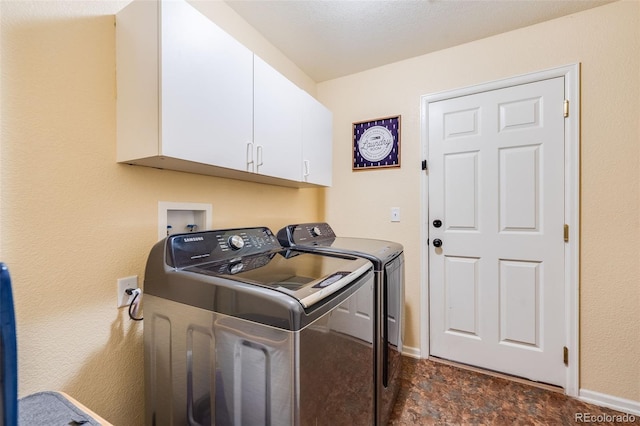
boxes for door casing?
[419,64,580,397]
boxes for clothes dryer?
[277,223,404,426]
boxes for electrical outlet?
[391,207,401,222]
[117,276,138,308]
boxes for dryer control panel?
[277,222,336,247]
[167,227,280,268]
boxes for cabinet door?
[253,56,303,181]
[301,92,333,186]
[160,0,253,171]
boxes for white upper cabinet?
[116,0,253,171]
[116,0,332,187]
[253,56,303,182]
[301,91,333,186]
[160,0,253,171]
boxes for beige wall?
[0,1,322,425]
[319,0,639,403]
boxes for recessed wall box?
[158,201,213,240]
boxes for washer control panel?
[167,227,280,268]
[277,222,336,247]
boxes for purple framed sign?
[352,115,401,170]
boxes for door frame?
[419,64,580,397]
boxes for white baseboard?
[401,345,422,359]
[578,389,640,417]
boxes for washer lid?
[186,250,372,308]
[314,237,402,261]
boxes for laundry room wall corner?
[0,2,325,426]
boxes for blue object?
[0,263,101,425]
[0,263,18,426]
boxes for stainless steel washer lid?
[187,250,372,308]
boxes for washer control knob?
[310,226,322,237]
[228,235,245,250]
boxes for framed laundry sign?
[352,115,401,170]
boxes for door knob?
[433,219,442,228]
[433,239,443,248]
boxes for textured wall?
[0,1,322,425]
[319,0,640,404]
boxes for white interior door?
[428,77,566,387]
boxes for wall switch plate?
[117,275,138,308]
[391,207,401,222]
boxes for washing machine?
[143,226,376,425]
[277,223,404,426]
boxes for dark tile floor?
[389,357,640,425]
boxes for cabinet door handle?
[246,142,254,172]
[303,160,310,179]
[256,145,264,172]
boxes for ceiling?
[225,0,613,82]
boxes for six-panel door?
[428,77,566,387]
